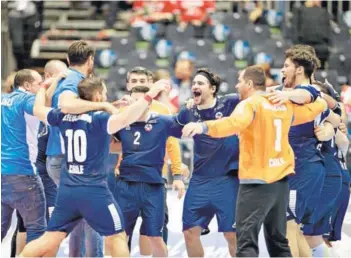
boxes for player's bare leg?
[286,220,299,257]
[148,236,167,257]
[19,231,66,257]
[183,226,203,257]
[139,235,152,256]
[297,229,312,257]
[15,232,26,255]
[223,232,237,257]
[105,231,130,257]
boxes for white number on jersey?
[274,119,282,152]
[133,131,141,145]
[65,129,87,163]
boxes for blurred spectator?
[2,72,16,93]
[8,0,43,69]
[246,1,266,24]
[177,0,215,29]
[260,63,279,87]
[292,0,331,69]
[130,0,178,26]
[153,69,178,113]
[170,57,195,111]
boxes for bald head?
[44,60,67,79]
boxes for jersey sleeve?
[47,108,64,126]
[225,93,241,110]
[205,99,254,138]
[165,116,183,139]
[60,80,79,96]
[174,107,190,126]
[95,111,112,135]
[23,94,35,115]
[295,85,321,103]
[291,98,328,126]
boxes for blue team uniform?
[46,109,124,236]
[36,123,58,215]
[175,95,240,232]
[1,89,46,242]
[302,132,343,235]
[328,150,351,241]
[113,113,182,237]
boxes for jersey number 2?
[274,119,282,152]
[65,129,87,162]
[133,131,141,145]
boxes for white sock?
[312,243,331,258]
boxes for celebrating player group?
[2,40,350,258]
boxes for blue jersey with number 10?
[47,108,112,186]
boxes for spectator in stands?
[177,0,215,29]
[292,0,331,69]
[260,63,279,88]
[170,53,195,111]
[130,0,178,26]
[153,69,177,113]
[2,72,17,93]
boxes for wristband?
[201,122,209,134]
[144,94,152,104]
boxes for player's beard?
[284,73,296,89]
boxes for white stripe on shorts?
[108,204,122,231]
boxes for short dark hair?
[195,68,221,96]
[77,77,105,101]
[243,65,266,91]
[285,48,320,79]
[126,66,149,82]
[14,69,35,88]
[130,86,150,94]
[67,40,95,66]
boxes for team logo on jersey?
[215,112,223,119]
[144,124,153,132]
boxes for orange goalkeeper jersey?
[205,93,327,184]
[115,100,182,176]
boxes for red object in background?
[177,0,215,24]
[133,0,178,14]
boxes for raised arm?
[182,100,254,138]
[33,87,53,124]
[335,129,349,156]
[58,90,107,114]
[292,98,327,126]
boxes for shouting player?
[182,65,328,257]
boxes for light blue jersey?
[1,89,38,175]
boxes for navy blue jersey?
[36,122,49,168]
[115,113,183,184]
[47,109,111,186]
[289,109,331,163]
[175,95,240,178]
[321,130,343,176]
[1,89,37,175]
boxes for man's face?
[87,55,95,75]
[175,60,193,81]
[26,71,43,94]
[281,58,297,88]
[127,73,149,91]
[235,70,250,100]
[94,84,107,102]
[192,74,215,105]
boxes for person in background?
[177,0,215,29]
[2,72,16,94]
[260,63,279,88]
[170,53,195,111]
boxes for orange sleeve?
[291,98,328,126]
[165,136,182,175]
[206,100,254,138]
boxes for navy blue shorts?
[113,179,164,237]
[287,161,325,224]
[328,176,350,241]
[302,162,342,236]
[47,185,124,236]
[182,175,239,232]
